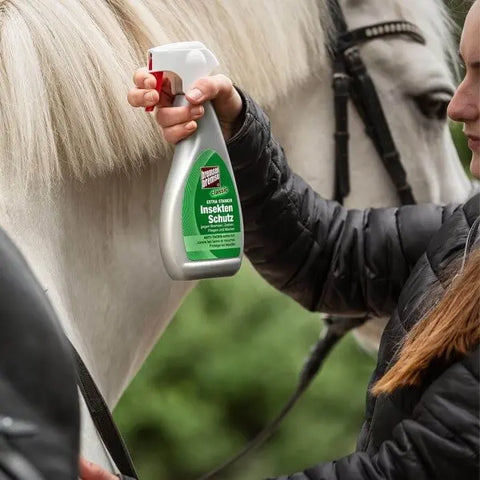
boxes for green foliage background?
[115,265,376,480]
[115,4,472,479]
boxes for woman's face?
[447,1,480,179]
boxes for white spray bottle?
[147,42,244,280]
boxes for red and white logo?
[201,166,221,189]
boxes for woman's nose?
[447,78,479,123]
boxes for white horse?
[0,0,469,474]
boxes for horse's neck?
[0,164,192,407]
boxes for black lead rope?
[70,343,139,480]
[194,316,367,480]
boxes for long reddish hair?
[372,248,480,396]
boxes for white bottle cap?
[148,41,219,94]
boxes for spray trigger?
[145,62,163,112]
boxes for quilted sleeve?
[227,91,459,316]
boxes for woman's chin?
[470,153,480,179]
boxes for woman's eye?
[413,90,453,120]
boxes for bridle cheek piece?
[330,0,426,206]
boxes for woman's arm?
[127,71,459,316]
[227,90,460,316]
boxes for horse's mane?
[0,0,455,189]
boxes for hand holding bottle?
[127,69,243,143]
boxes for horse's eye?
[413,90,452,120]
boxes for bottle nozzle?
[145,42,219,112]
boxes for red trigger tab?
[146,71,164,112]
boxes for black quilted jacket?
[226,91,480,480]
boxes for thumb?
[185,74,243,124]
[185,74,234,104]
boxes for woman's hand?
[127,69,244,143]
[79,458,118,480]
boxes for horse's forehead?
[340,0,450,64]
[342,0,440,28]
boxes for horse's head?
[338,0,469,205]
[268,0,470,208]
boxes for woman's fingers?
[163,121,198,144]
[185,74,243,131]
[154,104,204,143]
[133,67,156,89]
[79,458,118,480]
[155,104,204,143]
[185,74,233,104]
[128,69,241,142]
[155,105,204,128]
[127,87,159,108]
[128,69,175,109]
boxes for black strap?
[344,47,416,205]
[328,0,348,33]
[70,344,139,479]
[327,0,420,206]
[332,65,351,204]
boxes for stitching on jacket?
[425,256,445,292]
[226,113,254,146]
[428,201,480,291]
[394,208,410,269]
[314,209,349,311]
[397,421,435,478]
[459,202,472,226]
[245,92,273,140]
[226,90,267,147]
[361,209,370,316]
[419,402,479,458]
[461,348,480,379]
[426,205,452,289]
[266,152,338,308]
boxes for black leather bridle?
[73,2,429,480]
[329,0,425,206]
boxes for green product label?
[183,149,242,261]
